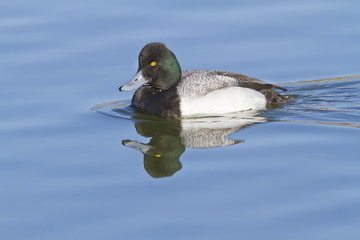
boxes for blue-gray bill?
[119,70,147,91]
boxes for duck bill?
[122,139,150,154]
[119,70,148,91]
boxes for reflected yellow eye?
[150,61,156,67]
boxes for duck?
[119,42,288,118]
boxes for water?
[1,0,360,239]
[92,75,360,177]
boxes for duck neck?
[161,54,181,89]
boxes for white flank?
[180,87,266,117]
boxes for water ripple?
[271,75,360,128]
[92,75,360,128]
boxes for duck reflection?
[122,111,267,178]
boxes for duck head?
[119,42,182,91]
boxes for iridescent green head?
[120,42,182,91]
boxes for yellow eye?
[150,61,156,67]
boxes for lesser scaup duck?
[119,42,288,118]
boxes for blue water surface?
[1,0,360,239]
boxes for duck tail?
[273,84,287,92]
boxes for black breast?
[131,86,181,118]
